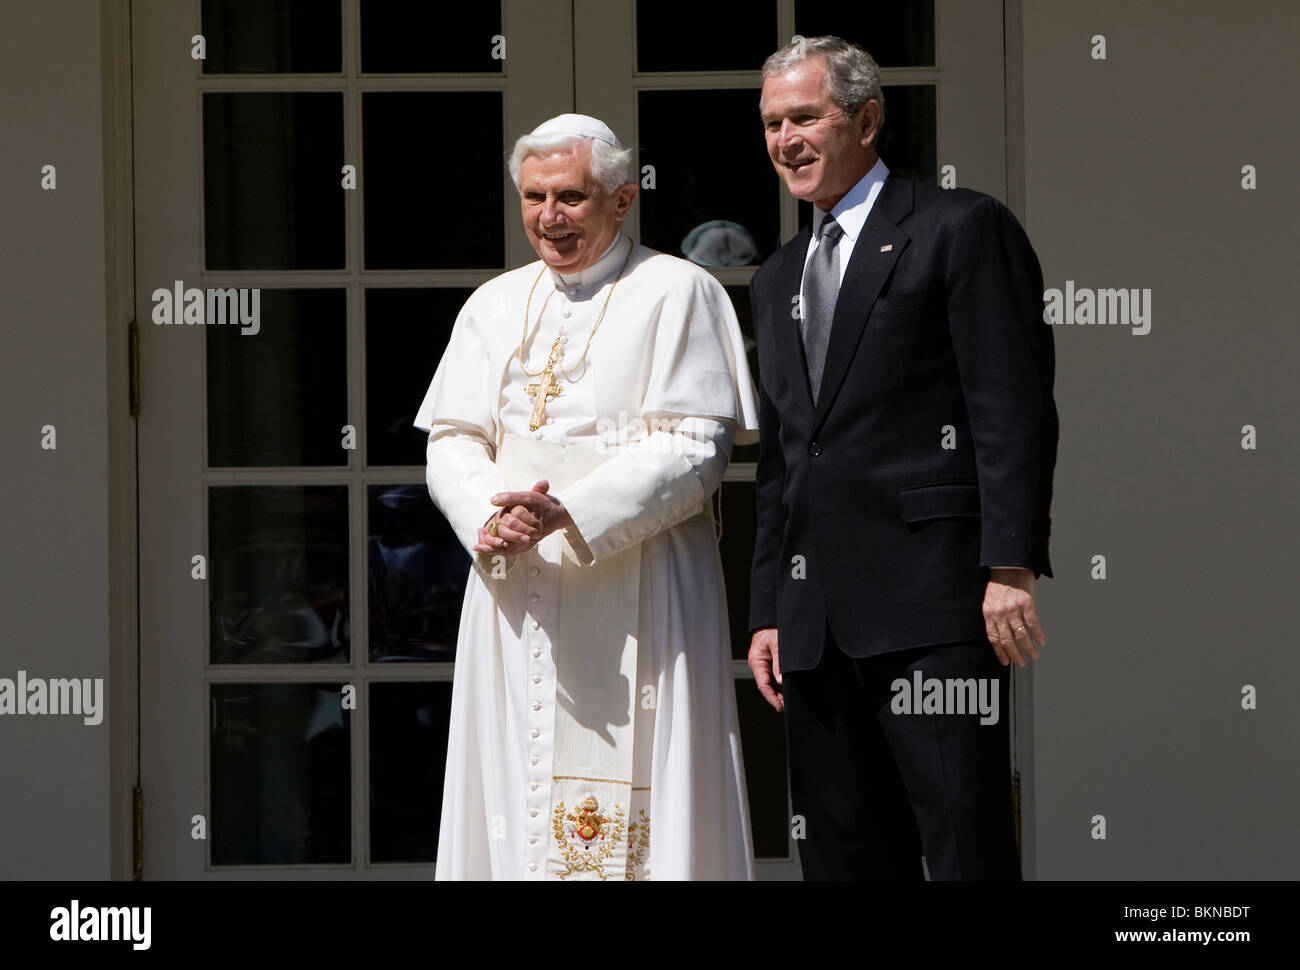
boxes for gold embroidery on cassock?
[552,794,627,881]
[625,808,650,880]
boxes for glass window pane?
[365,288,469,467]
[719,480,757,662]
[368,485,469,663]
[201,0,342,74]
[736,682,790,860]
[794,0,935,67]
[637,0,777,72]
[204,92,345,270]
[877,83,937,183]
[360,0,503,73]
[207,289,348,468]
[369,681,454,863]
[724,285,760,465]
[638,90,778,264]
[363,92,505,269]
[210,683,351,865]
[209,486,350,664]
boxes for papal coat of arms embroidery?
[552,793,627,880]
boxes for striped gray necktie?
[801,216,844,404]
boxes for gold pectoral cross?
[525,336,565,431]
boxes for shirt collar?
[549,234,632,290]
[811,156,891,243]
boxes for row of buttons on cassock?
[525,561,547,873]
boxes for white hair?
[508,133,634,194]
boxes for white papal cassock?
[414,234,761,880]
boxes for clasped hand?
[472,480,573,556]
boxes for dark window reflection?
[724,285,760,465]
[201,0,343,74]
[369,681,453,863]
[210,683,350,865]
[876,84,937,183]
[365,288,468,467]
[639,90,779,264]
[209,486,350,664]
[204,92,345,270]
[719,480,757,662]
[208,289,348,468]
[368,485,468,663]
[637,0,776,72]
[794,0,936,67]
[735,681,790,860]
[363,92,505,269]
[360,1,503,73]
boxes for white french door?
[133,0,1011,878]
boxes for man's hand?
[983,567,1046,668]
[471,480,573,556]
[748,627,784,712]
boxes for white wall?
[1,0,1297,880]
[1022,0,1300,877]
[0,0,114,878]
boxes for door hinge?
[132,784,143,879]
[128,320,140,416]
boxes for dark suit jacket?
[748,174,1058,673]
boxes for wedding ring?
[487,520,498,536]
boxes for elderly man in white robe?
[413,113,760,880]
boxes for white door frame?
[131,0,570,878]
[124,0,1026,880]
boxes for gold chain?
[517,237,634,379]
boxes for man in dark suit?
[747,35,1058,880]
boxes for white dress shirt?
[799,156,891,309]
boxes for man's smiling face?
[518,141,635,273]
[760,57,879,211]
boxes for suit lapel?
[812,176,914,429]
[769,227,815,418]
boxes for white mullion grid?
[351,270,501,287]
[777,0,800,244]
[202,468,353,484]
[355,74,508,90]
[198,75,508,92]
[346,3,513,870]
[363,664,455,681]
[195,27,218,866]
[776,0,796,50]
[731,659,757,680]
[196,75,345,91]
[193,0,337,872]
[879,69,940,190]
[878,66,941,85]
[204,666,358,682]
[190,0,515,871]
[196,273,351,286]
[195,270,500,288]
[936,0,943,67]
[621,0,793,866]
[359,465,435,485]
[593,0,949,879]
[343,0,368,873]
[723,462,757,483]
[630,71,761,89]
[704,266,756,288]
